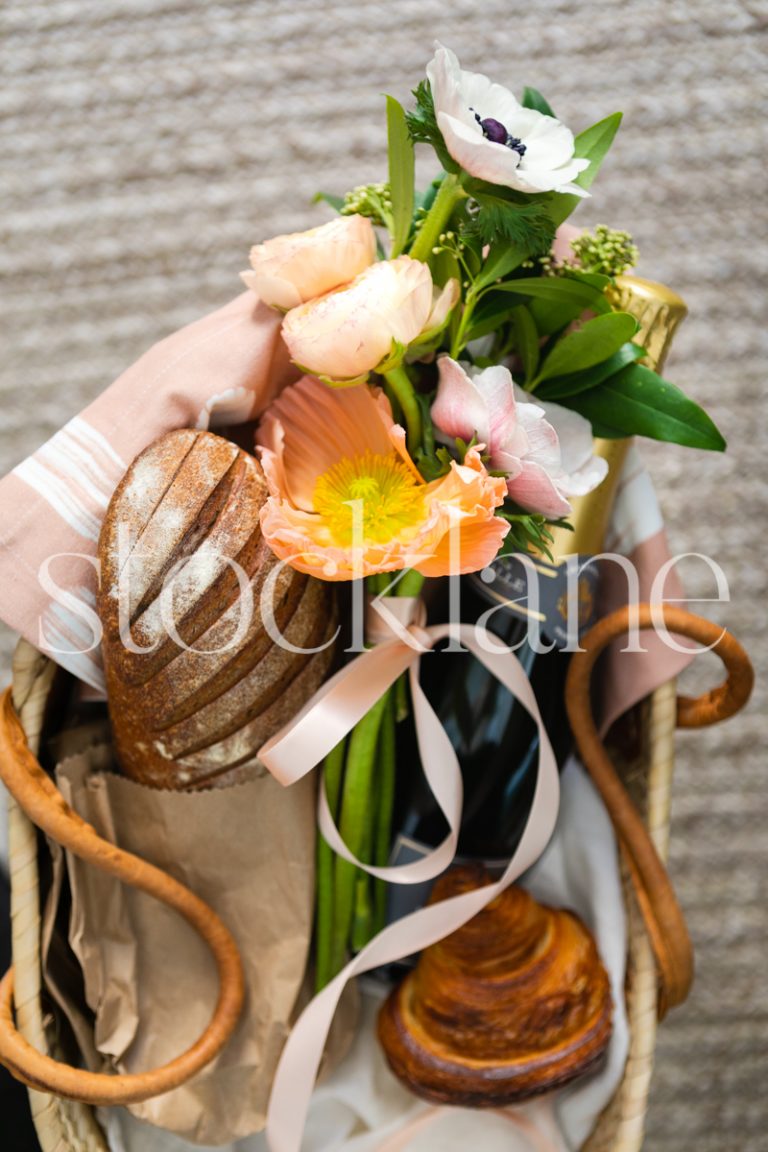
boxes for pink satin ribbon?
[258,596,560,1152]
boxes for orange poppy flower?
[255,376,508,581]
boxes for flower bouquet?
[243,43,725,978]
[0,42,754,1152]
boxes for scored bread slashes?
[98,429,337,790]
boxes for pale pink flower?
[255,375,508,580]
[281,256,457,383]
[427,45,589,196]
[423,277,461,336]
[431,357,608,518]
[552,222,583,265]
[241,214,376,310]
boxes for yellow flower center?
[313,450,424,547]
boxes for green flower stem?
[315,738,346,992]
[371,571,390,597]
[373,690,396,933]
[382,379,403,428]
[449,283,483,359]
[382,365,421,456]
[393,569,424,720]
[350,691,379,951]
[398,568,426,598]
[350,768,376,950]
[394,672,409,724]
[351,872,374,953]
[408,172,465,265]
[330,692,389,976]
[320,569,428,977]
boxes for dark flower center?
[473,111,527,157]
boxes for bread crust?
[98,429,336,789]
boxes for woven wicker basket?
[4,635,679,1152]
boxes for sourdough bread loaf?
[98,428,336,789]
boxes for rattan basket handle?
[0,688,245,1104]
[566,604,753,1016]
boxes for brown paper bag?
[50,746,318,1145]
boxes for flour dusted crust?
[98,429,337,789]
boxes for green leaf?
[463,297,521,344]
[487,274,610,339]
[463,179,539,204]
[584,419,630,439]
[560,362,727,451]
[511,306,540,381]
[376,339,407,374]
[534,312,639,383]
[569,270,612,292]
[415,446,454,482]
[415,176,445,213]
[522,87,555,118]
[313,191,345,212]
[462,191,555,255]
[386,96,415,257]
[308,368,371,389]
[431,244,461,290]
[496,505,571,561]
[528,300,576,337]
[535,341,645,399]
[491,276,610,314]
[548,111,623,226]
[474,241,528,292]
[406,79,457,172]
[573,112,624,189]
[413,392,454,481]
[528,271,612,336]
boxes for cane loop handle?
[565,604,753,1015]
[0,688,245,1104]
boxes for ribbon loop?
[365,593,431,650]
[317,658,462,884]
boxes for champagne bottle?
[391,276,688,875]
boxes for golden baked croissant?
[378,864,612,1106]
[98,428,337,789]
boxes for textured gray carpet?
[1,2,767,1149]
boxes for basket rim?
[6,639,675,1152]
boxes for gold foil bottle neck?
[544,274,688,561]
[609,275,688,374]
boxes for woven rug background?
[1,3,766,1149]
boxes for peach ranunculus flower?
[240,214,376,310]
[255,375,508,581]
[281,256,459,384]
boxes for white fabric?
[106,760,627,1152]
[605,443,663,557]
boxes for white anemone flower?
[426,45,590,196]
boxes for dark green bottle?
[390,277,687,871]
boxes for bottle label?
[470,553,599,650]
